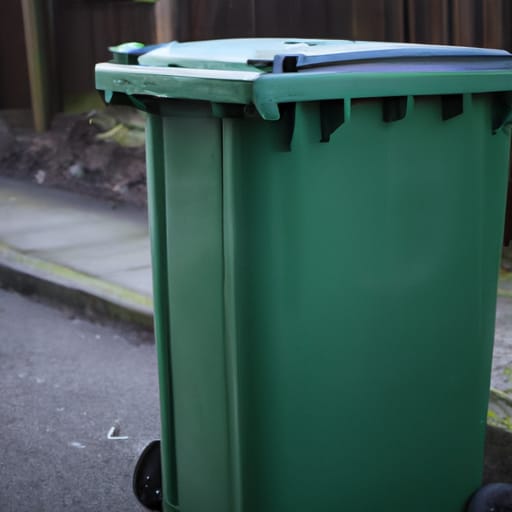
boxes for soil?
[0,109,147,208]
[485,425,512,484]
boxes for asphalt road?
[0,289,160,511]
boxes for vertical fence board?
[21,0,55,131]
[452,0,478,46]
[53,0,155,105]
[352,0,387,40]
[252,0,404,42]
[406,0,450,44]
[483,0,505,49]
[254,0,332,38]
[384,0,406,42]
[322,1,355,39]
[54,0,94,103]
[176,0,255,41]
[4,0,512,112]
[154,0,176,43]
[0,0,31,108]
[502,1,512,50]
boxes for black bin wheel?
[133,440,163,511]
[467,483,512,512]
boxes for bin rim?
[95,59,512,121]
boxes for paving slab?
[34,237,151,277]
[0,178,153,325]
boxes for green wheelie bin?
[96,39,512,512]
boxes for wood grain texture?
[452,0,478,46]
[3,0,512,111]
[154,0,175,43]
[53,0,155,99]
[0,0,31,108]
[176,0,255,40]
[21,0,53,131]
[483,0,505,49]
[178,0,405,42]
[406,0,450,44]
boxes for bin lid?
[137,38,512,73]
[95,38,512,121]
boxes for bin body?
[97,39,512,512]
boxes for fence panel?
[182,0,407,42]
[406,0,450,44]
[53,0,155,108]
[0,0,31,108]
[175,0,255,40]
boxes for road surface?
[0,289,160,511]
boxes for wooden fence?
[0,0,31,109]
[53,0,156,109]
[174,0,512,50]
[3,0,512,113]
[0,0,157,113]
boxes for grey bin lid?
[138,38,512,74]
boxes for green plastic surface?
[103,38,512,512]
[141,94,510,512]
[145,115,179,507]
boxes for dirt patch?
[0,109,147,208]
[485,425,512,484]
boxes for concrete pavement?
[0,177,152,326]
